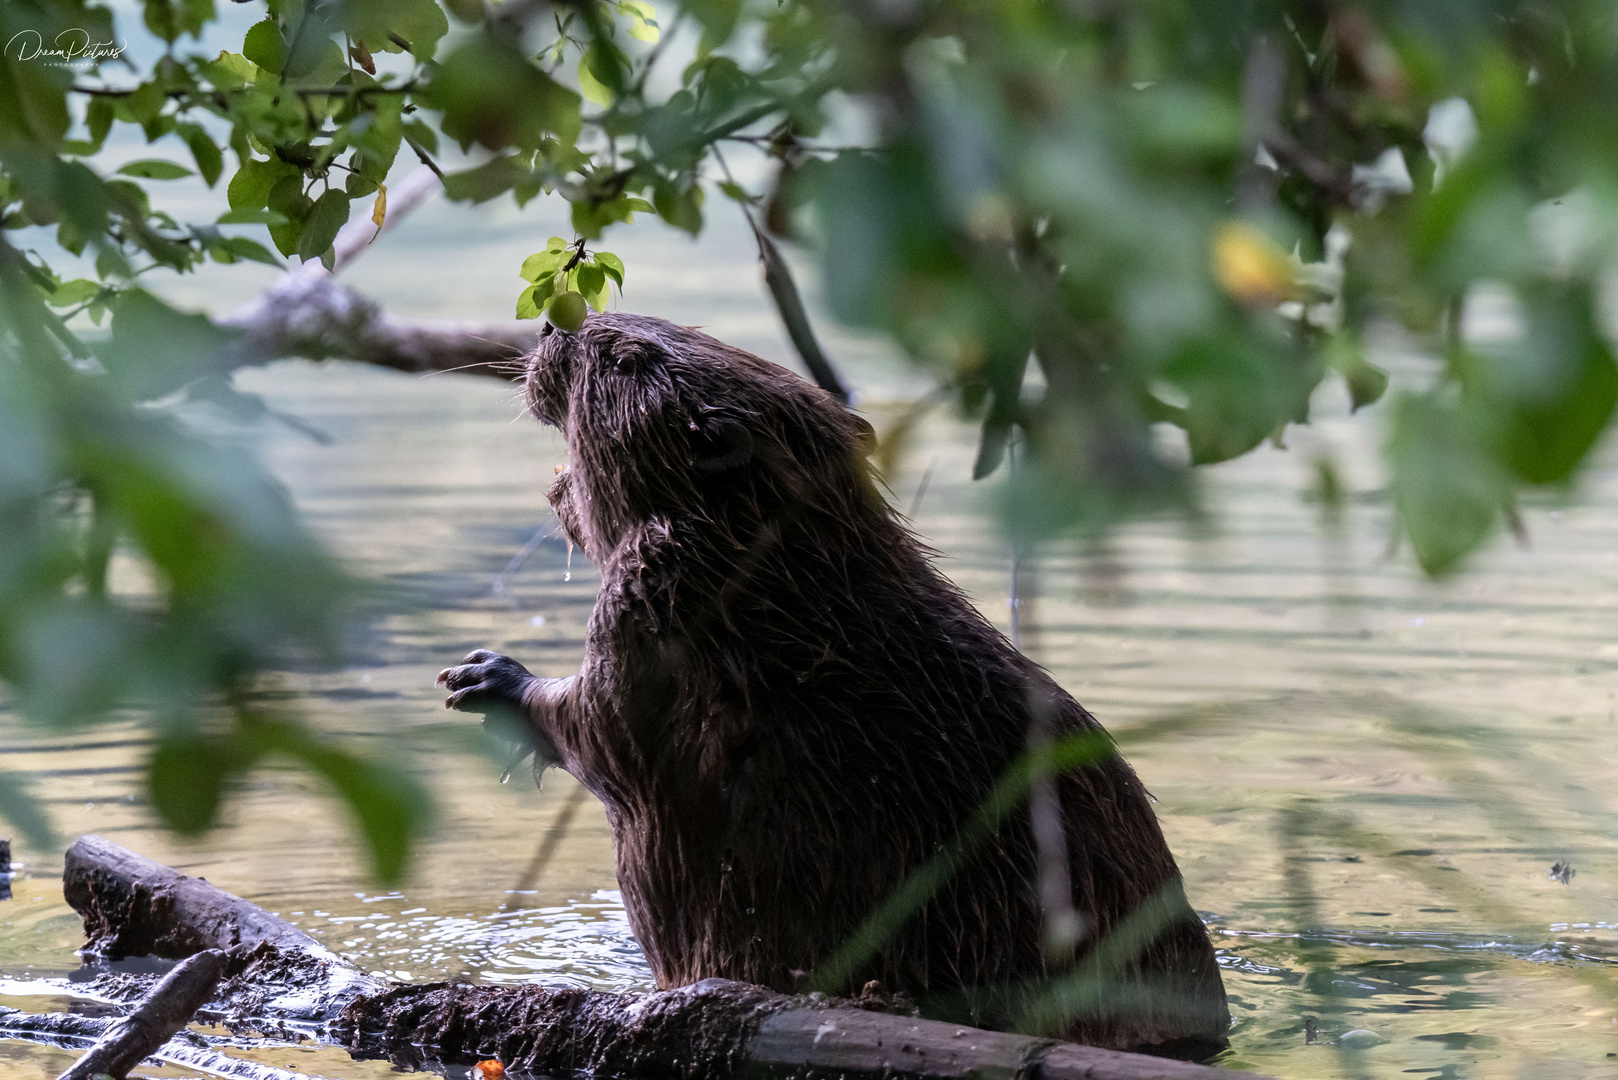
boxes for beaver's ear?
[849,414,878,458]
[690,415,754,474]
[610,338,662,375]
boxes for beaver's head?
[524,313,876,558]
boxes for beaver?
[436,312,1228,1057]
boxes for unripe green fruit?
[547,291,588,332]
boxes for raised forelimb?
[437,650,569,776]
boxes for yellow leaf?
[1211,220,1296,305]
[369,184,387,242]
[621,0,659,42]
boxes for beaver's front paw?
[436,649,536,715]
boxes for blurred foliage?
[6,0,1618,867]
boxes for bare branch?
[55,950,226,1080]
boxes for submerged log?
[56,949,226,1080]
[58,836,1265,1080]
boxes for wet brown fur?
[440,312,1228,1056]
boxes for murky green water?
[6,168,1618,1078]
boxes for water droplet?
[564,539,574,582]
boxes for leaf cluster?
[515,236,624,321]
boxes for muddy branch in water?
[55,949,227,1080]
[0,1006,310,1080]
[56,836,1262,1080]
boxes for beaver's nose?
[540,322,556,338]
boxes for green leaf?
[440,155,532,204]
[54,162,110,236]
[149,737,229,834]
[178,123,224,186]
[578,54,614,107]
[251,719,431,885]
[520,249,568,281]
[619,0,660,42]
[595,250,625,286]
[228,157,299,210]
[0,772,56,850]
[576,262,609,311]
[206,50,259,89]
[267,176,314,257]
[297,190,351,264]
[653,179,704,235]
[221,236,285,267]
[1326,334,1389,412]
[98,289,243,400]
[1501,338,1618,485]
[49,279,101,307]
[118,158,193,180]
[144,0,215,42]
[114,81,168,126]
[338,0,449,60]
[87,97,115,149]
[402,118,438,156]
[1163,331,1296,465]
[516,282,547,319]
[684,0,741,48]
[242,17,289,73]
[1388,394,1508,576]
[425,39,582,152]
[218,208,290,225]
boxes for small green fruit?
[547,291,588,332]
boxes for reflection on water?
[6,249,1618,1075]
[287,888,647,990]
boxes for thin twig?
[402,132,446,181]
